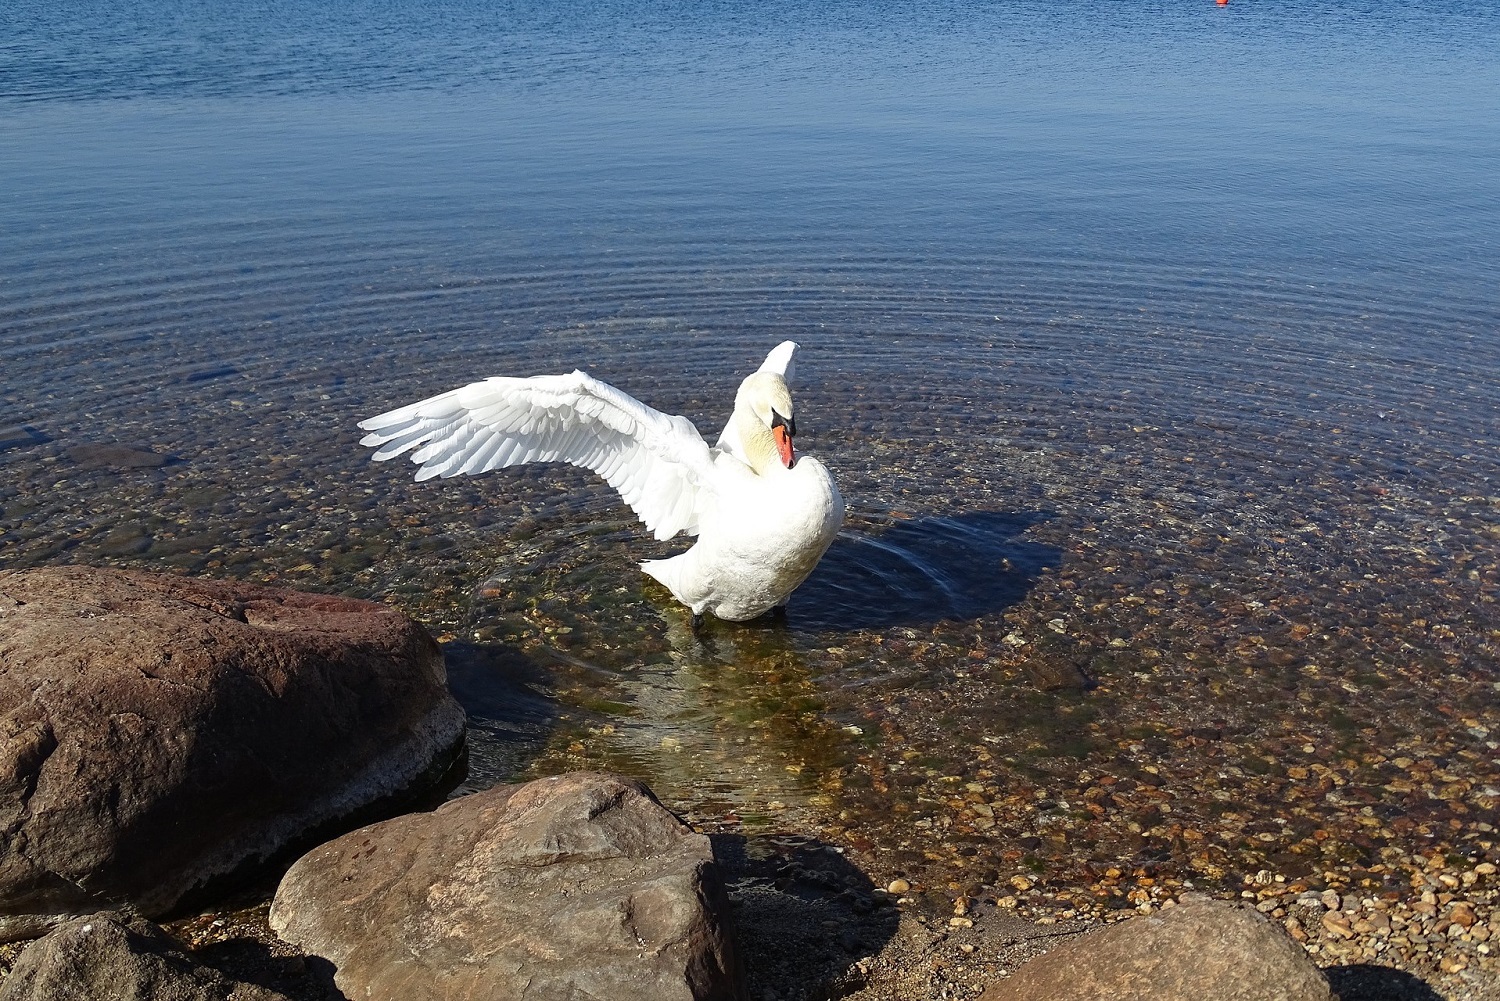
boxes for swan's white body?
[357,341,843,622]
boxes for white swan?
[357,341,844,623]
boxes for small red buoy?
[1216,0,1228,5]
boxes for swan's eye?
[770,410,796,437]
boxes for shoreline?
[1,828,1490,1001]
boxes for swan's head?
[736,371,797,469]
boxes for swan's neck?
[733,405,780,475]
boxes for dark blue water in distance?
[3,0,1499,923]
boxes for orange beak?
[772,424,795,468]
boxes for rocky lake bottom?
[2,351,1496,998]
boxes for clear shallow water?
[3,0,1499,919]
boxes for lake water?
[3,0,1498,930]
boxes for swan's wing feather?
[358,371,715,540]
[759,339,798,385]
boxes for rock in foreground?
[979,895,1336,1001]
[0,911,293,1001]
[0,566,465,940]
[270,771,745,1001]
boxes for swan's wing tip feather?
[358,410,415,433]
[760,340,800,382]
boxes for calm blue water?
[2,0,1499,905]
[5,3,1497,411]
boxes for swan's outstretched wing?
[358,371,715,541]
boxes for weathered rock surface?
[0,566,466,940]
[270,771,746,1001]
[66,443,171,469]
[978,895,1336,1001]
[0,911,292,1001]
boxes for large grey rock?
[270,771,746,1001]
[979,895,1336,1001]
[0,911,292,1001]
[0,566,466,940]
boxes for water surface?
[3,0,1498,926]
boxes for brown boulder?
[0,566,465,940]
[0,911,292,1001]
[979,895,1335,1001]
[270,771,745,1001]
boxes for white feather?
[360,369,717,539]
[759,339,797,384]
